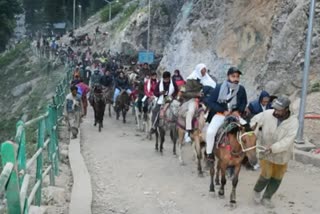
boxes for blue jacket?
[248,90,272,115]
[206,83,248,114]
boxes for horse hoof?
[173,151,176,155]
[155,147,158,151]
[230,200,236,204]
[198,172,204,177]
[215,181,221,186]
[94,123,97,126]
[218,191,225,197]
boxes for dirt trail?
[81,108,320,214]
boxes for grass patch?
[0,41,29,69]
[100,1,124,22]
[116,1,139,30]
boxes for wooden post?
[1,141,22,214]
[35,119,45,206]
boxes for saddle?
[215,116,240,148]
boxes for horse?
[89,86,106,132]
[176,103,207,169]
[102,86,113,117]
[208,116,258,205]
[154,98,180,153]
[115,90,130,123]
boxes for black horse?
[89,86,106,132]
[115,90,130,123]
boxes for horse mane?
[243,123,253,132]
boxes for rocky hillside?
[72,0,319,143]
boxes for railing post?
[52,107,60,176]
[46,107,55,186]
[1,141,22,214]
[35,119,45,206]
[15,120,26,186]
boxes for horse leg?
[209,159,215,192]
[218,163,227,197]
[230,165,241,204]
[171,128,177,155]
[108,104,111,117]
[159,127,165,153]
[177,129,184,165]
[116,108,119,120]
[98,120,102,132]
[155,128,159,151]
[215,161,221,185]
[194,134,203,176]
[93,109,97,126]
[122,109,126,123]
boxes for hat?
[272,95,291,110]
[227,67,242,75]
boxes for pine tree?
[0,0,23,51]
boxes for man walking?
[251,95,298,208]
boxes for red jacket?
[144,79,158,97]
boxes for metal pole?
[109,2,111,22]
[295,0,316,144]
[73,0,76,29]
[78,5,82,28]
[147,0,151,53]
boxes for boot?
[262,178,282,200]
[254,176,270,193]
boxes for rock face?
[103,0,320,100]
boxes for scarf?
[157,78,175,105]
[217,80,240,111]
[187,63,216,88]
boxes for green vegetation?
[0,42,29,69]
[310,81,320,93]
[159,3,170,16]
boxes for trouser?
[66,111,81,137]
[137,95,148,113]
[113,88,132,102]
[82,96,88,116]
[185,99,197,131]
[151,104,161,128]
[254,160,287,199]
[206,113,225,154]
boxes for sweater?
[250,109,298,164]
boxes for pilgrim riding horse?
[89,85,106,132]
[154,97,180,153]
[102,86,113,117]
[208,116,258,205]
[176,101,207,168]
[115,90,130,123]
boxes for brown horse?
[209,117,257,205]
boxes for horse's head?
[238,124,258,166]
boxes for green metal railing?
[0,64,72,214]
